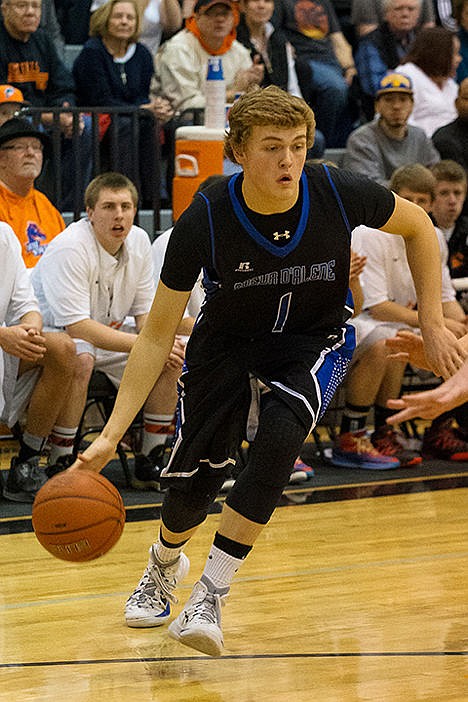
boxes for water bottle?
[204,57,226,130]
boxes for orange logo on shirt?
[7,61,49,91]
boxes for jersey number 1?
[272,292,292,333]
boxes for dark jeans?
[306,59,354,148]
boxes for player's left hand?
[69,435,117,474]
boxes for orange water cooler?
[172,126,224,221]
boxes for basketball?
[32,469,125,562]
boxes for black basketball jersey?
[161,163,395,339]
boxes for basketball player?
[71,86,464,657]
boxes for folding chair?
[74,371,138,487]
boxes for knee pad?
[161,469,226,532]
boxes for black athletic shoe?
[3,456,47,502]
[132,445,168,490]
[46,453,75,479]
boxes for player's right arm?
[72,282,191,473]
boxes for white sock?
[154,540,184,565]
[141,413,174,455]
[48,425,77,464]
[201,544,244,592]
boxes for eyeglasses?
[0,142,43,153]
[6,1,42,11]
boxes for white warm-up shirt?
[31,218,155,330]
[351,224,456,345]
[0,222,40,417]
[152,227,204,320]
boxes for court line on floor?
[1,650,467,670]
[1,549,467,612]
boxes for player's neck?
[241,180,299,214]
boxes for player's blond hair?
[224,86,315,163]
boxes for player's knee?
[43,332,76,376]
[161,472,226,532]
[74,352,95,388]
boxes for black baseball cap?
[0,117,50,150]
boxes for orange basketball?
[32,469,125,562]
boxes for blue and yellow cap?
[375,72,413,98]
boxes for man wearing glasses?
[0,117,64,267]
[0,0,92,210]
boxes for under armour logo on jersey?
[236,261,253,272]
[273,230,290,240]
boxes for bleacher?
[20,104,163,236]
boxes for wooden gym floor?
[0,434,467,701]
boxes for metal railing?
[20,105,162,232]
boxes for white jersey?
[152,227,204,321]
[0,222,40,419]
[351,224,456,345]
[31,218,155,331]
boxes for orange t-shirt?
[0,183,65,268]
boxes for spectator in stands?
[273,0,357,147]
[91,0,183,54]
[331,163,467,469]
[237,0,304,96]
[0,117,64,267]
[432,78,468,173]
[0,83,26,125]
[0,0,93,211]
[386,330,468,422]
[54,0,93,45]
[236,0,325,157]
[73,0,173,208]
[351,0,434,38]
[396,26,461,136]
[343,72,439,185]
[354,0,422,120]
[31,172,186,490]
[430,160,468,311]
[0,221,77,502]
[454,0,468,82]
[153,0,264,113]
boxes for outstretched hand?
[387,386,451,423]
[69,435,118,474]
[385,330,429,369]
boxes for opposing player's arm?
[72,282,191,473]
[378,194,465,379]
